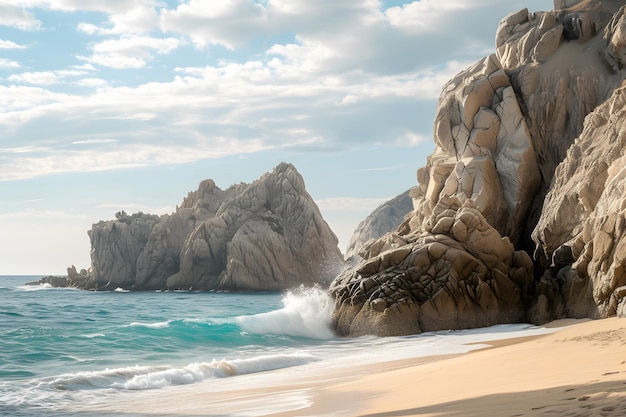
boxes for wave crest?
[236,285,335,340]
[41,352,320,391]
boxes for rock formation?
[60,163,344,291]
[331,0,626,336]
[344,189,413,260]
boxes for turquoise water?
[0,276,327,416]
[0,275,557,416]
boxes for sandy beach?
[85,317,626,417]
[313,317,626,417]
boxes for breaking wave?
[236,285,335,340]
[37,352,320,391]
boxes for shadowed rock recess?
[53,163,344,291]
[331,0,626,336]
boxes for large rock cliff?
[65,163,344,291]
[331,0,626,336]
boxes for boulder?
[331,0,626,336]
[332,204,534,336]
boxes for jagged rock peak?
[181,178,218,207]
[260,162,307,194]
[61,162,345,292]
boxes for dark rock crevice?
[331,0,626,336]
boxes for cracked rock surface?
[331,0,626,336]
[65,163,344,291]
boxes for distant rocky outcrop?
[331,0,626,336]
[344,189,413,260]
[54,163,344,291]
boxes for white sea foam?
[114,287,129,292]
[37,352,320,391]
[236,285,335,340]
[81,333,105,338]
[15,283,79,291]
[320,323,561,367]
[128,320,171,329]
[16,283,53,291]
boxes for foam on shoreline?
[68,321,574,417]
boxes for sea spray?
[236,285,335,340]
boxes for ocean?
[0,275,558,416]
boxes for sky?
[0,0,552,275]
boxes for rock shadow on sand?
[361,380,626,417]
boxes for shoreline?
[78,317,626,417]
[310,317,626,417]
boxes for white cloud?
[0,58,20,69]
[76,22,102,35]
[0,39,26,49]
[0,2,42,30]
[385,0,472,33]
[0,85,73,112]
[393,132,430,147]
[24,0,154,15]
[162,1,424,79]
[105,2,158,34]
[73,77,108,87]
[1,145,51,154]
[5,67,92,86]
[8,71,59,85]
[0,44,458,179]
[265,40,340,76]
[160,0,268,48]
[76,3,158,35]
[71,138,118,145]
[80,35,181,69]
[0,0,554,181]
[159,0,551,78]
[0,135,318,181]
[72,63,96,71]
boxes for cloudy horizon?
[0,0,551,275]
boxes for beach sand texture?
[319,318,626,417]
[90,318,626,416]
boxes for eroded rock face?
[70,163,344,291]
[332,204,534,336]
[344,189,413,260]
[331,0,626,336]
[89,212,162,290]
[168,163,344,291]
[531,84,626,321]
